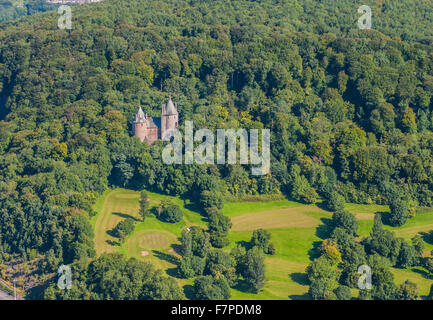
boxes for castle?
[132,97,179,145]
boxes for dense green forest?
[0,0,57,23]
[1,0,433,299]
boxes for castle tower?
[161,96,178,139]
[144,113,159,145]
[133,107,147,142]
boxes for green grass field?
[92,189,433,299]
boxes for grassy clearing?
[90,189,112,228]
[345,203,389,215]
[222,200,305,218]
[92,188,204,290]
[230,206,323,231]
[230,258,309,300]
[93,189,433,299]
[392,267,433,298]
[93,188,206,256]
[93,189,320,299]
[347,205,433,297]
[390,211,433,237]
[346,203,387,237]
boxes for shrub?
[112,218,135,241]
[205,249,238,287]
[192,276,231,300]
[397,280,419,300]
[178,257,195,278]
[389,198,409,227]
[397,242,418,268]
[267,243,276,255]
[209,233,230,248]
[332,210,358,236]
[425,257,433,275]
[182,227,211,258]
[250,229,271,252]
[161,205,183,223]
[326,191,345,212]
[334,285,351,300]
[190,255,206,276]
[309,279,327,300]
[200,190,224,210]
[139,190,150,221]
[240,247,266,293]
[306,256,339,290]
[320,239,341,263]
[208,210,232,248]
[178,256,205,278]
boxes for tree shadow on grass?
[377,211,393,227]
[171,243,183,255]
[289,272,309,286]
[26,281,51,300]
[147,206,165,221]
[183,201,208,224]
[152,250,182,278]
[166,267,180,278]
[106,229,116,237]
[235,240,252,251]
[316,200,330,212]
[420,231,433,245]
[148,206,171,223]
[308,241,322,261]
[315,217,333,239]
[106,239,120,246]
[308,217,334,261]
[184,201,206,216]
[112,212,140,222]
[288,293,310,300]
[183,284,195,300]
[153,250,180,266]
[232,279,258,294]
[410,267,432,280]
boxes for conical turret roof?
[134,106,146,123]
[165,97,177,115]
